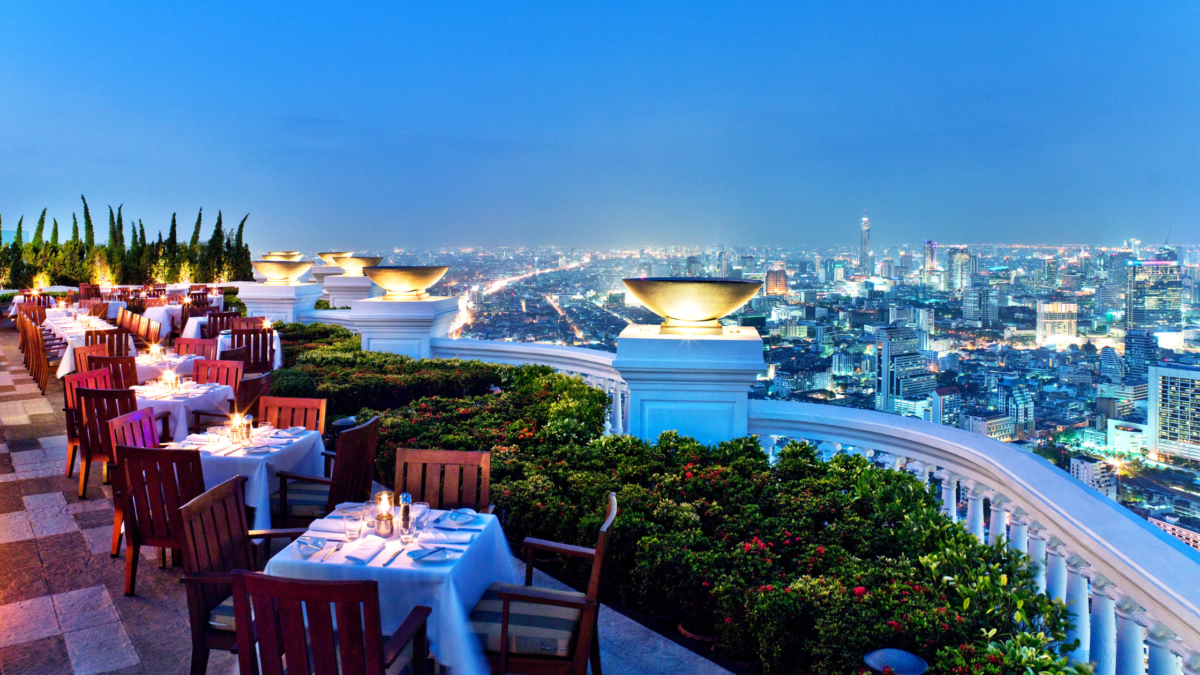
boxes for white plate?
[445,509,480,525]
[407,548,458,564]
[243,446,271,454]
[296,536,328,556]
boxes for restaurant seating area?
[0,294,728,675]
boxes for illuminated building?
[946,246,971,290]
[1125,260,1182,330]
[874,326,936,413]
[859,217,871,272]
[765,268,788,296]
[1149,364,1200,462]
[1035,301,1077,347]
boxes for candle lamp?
[148,344,163,361]
[375,491,395,538]
[161,370,179,394]
[262,318,273,331]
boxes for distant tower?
[859,217,871,272]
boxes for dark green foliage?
[49,218,58,246]
[81,196,94,248]
[32,209,45,247]
[70,214,79,243]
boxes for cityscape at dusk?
[1,4,1199,675]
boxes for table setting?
[264,493,519,675]
[43,314,138,377]
[181,316,285,369]
[133,344,201,384]
[130,371,233,442]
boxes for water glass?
[412,503,430,530]
[344,509,365,541]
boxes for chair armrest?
[275,471,334,486]
[523,537,596,559]
[180,572,232,588]
[498,587,595,611]
[483,504,496,515]
[246,527,308,540]
[383,605,432,668]
[321,450,337,459]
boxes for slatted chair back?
[218,345,248,369]
[193,359,243,391]
[229,316,264,330]
[108,407,162,451]
[233,372,270,417]
[63,367,111,444]
[85,328,131,357]
[20,318,53,394]
[145,318,162,345]
[73,343,108,374]
[78,388,138,465]
[181,304,209,323]
[176,338,218,361]
[90,355,139,390]
[88,302,109,317]
[230,328,274,374]
[17,303,47,325]
[35,295,54,307]
[325,416,381,510]
[136,315,150,340]
[79,298,100,309]
[230,572,391,675]
[188,292,209,305]
[395,448,492,512]
[179,477,256,622]
[259,396,326,433]
[205,311,238,338]
[144,297,166,308]
[584,493,618,603]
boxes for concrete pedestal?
[323,274,383,308]
[240,283,323,323]
[612,324,765,445]
[310,266,344,299]
[350,296,460,359]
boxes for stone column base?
[323,274,382,308]
[240,283,324,323]
[350,296,460,359]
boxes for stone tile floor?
[0,323,730,675]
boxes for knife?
[320,542,344,562]
[383,547,405,567]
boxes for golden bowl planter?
[622,278,763,334]
[262,251,304,262]
[252,260,313,285]
[364,266,450,300]
[317,251,353,266]
[333,255,384,277]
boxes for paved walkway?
[0,325,729,675]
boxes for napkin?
[420,530,476,545]
[186,434,212,444]
[344,536,386,565]
[200,440,232,455]
[308,519,347,534]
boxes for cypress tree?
[190,208,203,249]
[15,215,23,246]
[233,214,253,280]
[189,208,203,275]
[81,196,94,249]
[32,209,46,247]
[204,211,226,281]
[50,218,59,246]
[71,214,80,243]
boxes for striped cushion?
[209,596,236,632]
[469,582,583,658]
[271,481,330,517]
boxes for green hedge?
[279,324,1085,675]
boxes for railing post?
[1028,526,1049,593]
[988,494,1009,545]
[935,471,959,522]
[1066,556,1092,664]
[1145,624,1181,675]
[1046,540,1068,602]
[1090,576,1117,675]
[610,384,623,435]
[1008,511,1029,553]
[1115,598,1145,675]
[964,480,986,541]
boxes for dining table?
[132,352,201,384]
[44,316,139,378]
[164,427,325,532]
[181,316,285,370]
[264,506,519,675]
[143,295,225,330]
[130,381,234,442]
[9,299,124,320]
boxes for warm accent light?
[252,260,312,285]
[622,278,763,335]
[317,251,353,266]
[262,251,304,262]
[332,255,384,277]
[363,266,449,300]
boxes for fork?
[320,542,344,562]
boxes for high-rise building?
[1108,250,1133,286]
[1096,282,1123,316]
[859,217,870,272]
[915,308,935,335]
[946,246,972,290]
[879,258,895,278]
[1124,329,1159,377]
[717,251,729,278]
[1125,260,1182,330]
[889,305,915,324]
[928,386,962,426]
[999,385,1036,436]
[1035,301,1078,347]
[1100,346,1126,381]
[1041,257,1058,287]
[1070,456,1118,500]
[1148,364,1200,462]
[685,256,703,277]
[922,240,937,272]
[765,268,788,296]
[874,326,937,413]
[899,251,913,273]
[963,286,999,325]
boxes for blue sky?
[1,2,1197,251]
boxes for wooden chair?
[177,304,210,338]
[176,338,218,361]
[231,571,431,675]
[178,477,307,675]
[145,319,162,346]
[229,316,264,330]
[85,328,131,357]
[189,284,210,293]
[19,316,63,394]
[259,396,326,433]
[63,368,112,479]
[90,355,139,390]
[135,315,150,342]
[230,328,274,374]
[192,372,269,432]
[88,302,109,317]
[395,448,494,513]
[192,359,242,389]
[218,345,249,370]
[73,343,108,374]
[204,311,238,339]
[469,492,617,675]
[188,292,209,305]
[274,416,380,526]
[144,297,167,308]
[115,442,205,596]
[77,388,137,501]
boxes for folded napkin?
[185,433,211,444]
[344,536,387,565]
[435,525,482,533]
[308,518,347,534]
[420,530,476,545]
[200,440,232,455]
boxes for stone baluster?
[987,493,1009,545]
[963,480,987,541]
[1027,526,1049,593]
[1088,575,1117,675]
[1145,623,1181,675]
[1114,597,1145,675]
[1065,555,1092,664]
[1007,509,1029,553]
[935,471,960,522]
[893,454,909,472]
[1180,648,1200,675]
[1045,539,1068,602]
[610,384,624,434]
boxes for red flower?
[853,586,867,598]
[816,545,825,555]
[887,620,902,631]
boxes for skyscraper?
[859,217,870,272]
[879,258,895,278]
[923,240,937,272]
[1148,364,1200,462]
[1125,260,1182,330]
[946,246,971,290]
[874,326,936,413]
[899,250,913,273]
[1035,301,1077,347]
[1124,329,1159,377]
[1100,347,1126,381]
[963,285,999,325]
[765,268,788,296]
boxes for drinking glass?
[412,503,430,530]
[344,509,365,541]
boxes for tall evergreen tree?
[203,211,226,281]
[233,214,253,280]
[71,214,80,243]
[32,209,46,247]
[190,208,203,249]
[189,208,203,274]
[81,196,94,249]
[50,218,59,246]
[14,215,23,246]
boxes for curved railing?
[749,400,1200,675]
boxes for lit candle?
[375,491,395,537]
[148,344,162,361]
[262,318,273,331]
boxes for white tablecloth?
[133,383,233,442]
[16,301,125,320]
[264,510,518,675]
[194,430,325,532]
[134,353,201,384]
[45,318,138,378]
[183,317,284,370]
